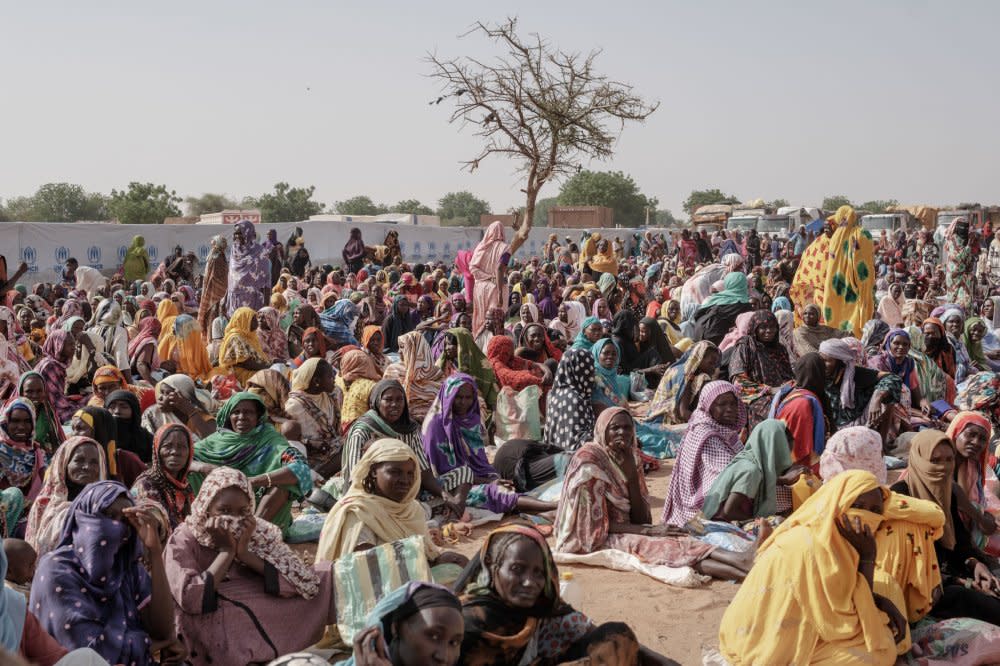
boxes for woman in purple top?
[226,219,271,316]
[421,373,556,516]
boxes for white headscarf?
[819,337,859,409]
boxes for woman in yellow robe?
[789,224,833,326]
[822,205,876,336]
[719,470,900,665]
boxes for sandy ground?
[295,460,734,665]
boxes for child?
[4,538,36,600]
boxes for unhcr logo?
[198,245,209,261]
[88,246,101,265]
[55,246,70,264]
[118,246,128,263]
[21,247,37,273]
[148,246,158,261]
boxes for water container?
[559,571,582,608]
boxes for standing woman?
[226,219,271,316]
[470,221,524,341]
[122,235,150,283]
[821,206,875,337]
[342,227,366,274]
[198,234,228,342]
[944,216,975,311]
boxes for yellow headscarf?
[291,357,323,392]
[720,470,895,664]
[155,299,179,324]
[219,307,265,361]
[315,438,439,563]
[821,205,875,336]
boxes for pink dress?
[469,222,510,339]
[165,523,336,665]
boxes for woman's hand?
[188,460,217,476]
[207,520,238,553]
[836,514,876,560]
[162,390,197,418]
[972,561,1000,597]
[872,593,907,644]
[919,399,932,417]
[352,626,392,666]
[777,465,810,486]
[643,524,687,537]
[235,515,256,559]
[125,506,164,555]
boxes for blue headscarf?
[591,338,629,405]
[771,296,792,313]
[883,329,915,379]
[319,299,360,346]
[0,535,26,651]
[571,316,602,352]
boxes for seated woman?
[256,307,288,364]
[34,328,82,424]
[555,407,751,581]
[646,341,719,426]
[635,315,676,383]
[942,308,976,382]
[487,335,549,403]
[140,374,216,441]
[542,348,597,452]
[435,328,498,406]
[165,467,335,665]
[132,423,195,532]
[460,524,676,666]
[819,338,903,442]
[25,436,107,556]
[922,316,961,382]
[106,389,154,464]
[128,316,162,385]
[361,325,388,374]
[819,426,888,483]
[245,369,292,427]
[335,379,462,513]
[689,272,752,346]
[342,582,464,666]
[719,470,902,664]
[514,322,561,373]
[699,420,808,522]
[868,329,932,421]
[768,352,829,473]
[218,307,272,387]
[570,315,604,352]
[335,349,382,434]
[890,429,1000,626]
[590,338,631,413]
[289,325,326,369]
[31,481,179,666]
[422,374,557,516]
[728,310,794,430]
[87,364,153,411]
[965,316,994,374]
[0,399,47,532]
[71,405,147,488]
[381,296,417,353]
[316,438,466,572]
[792,303,847,355]
[285,358,341,474]
[382,331,443,423]
[190,392,312,532]
[164,314,214,381]
[946,413,1000,556]
[15,371,64,455]
[662,381,747,526]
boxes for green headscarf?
[698,272,750,310]
[438,328,498,405]
[123,235,150,283]
[571,316,602,352]
[190,392,311,530]
[700,419,792,520]
[965,316,989,369]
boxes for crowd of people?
[1,208,999,664]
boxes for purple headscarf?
[421,373,494,480]
[31,481,153,665]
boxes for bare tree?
[427,17,657,250]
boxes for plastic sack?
[494,385,542,444]
[629,371,650,401]
[333,535,433,643]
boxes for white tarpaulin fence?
[4,220,638,283]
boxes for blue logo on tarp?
[148,246,158,261]
[21,247,36,265]
[427,242,438,260]
[55,246,70,264]
[118,246,128,262]
[412,242,422,258]
[198,245,209,261]
[88,246,101,265]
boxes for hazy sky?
[4,1,998,218]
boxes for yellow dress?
[718,470,896,665]
[789,233,832,326]
[821,206,875,337]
